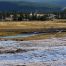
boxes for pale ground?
[0,37,66,66]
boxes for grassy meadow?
[0,20,66,31]
[0,20,66,40]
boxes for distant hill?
[0,1,63,13]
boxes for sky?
[0,0,64,3]
[0,0,65,4]
[0,0,65,11]
[0,0,61,2]
[0,0,65,7]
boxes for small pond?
[0,33,37,38]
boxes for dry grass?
[0,32,21,36]
[0,20,66,36]
[0,21,66,29]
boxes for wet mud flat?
[0,37,66,66]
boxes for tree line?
[0,11,66,21]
